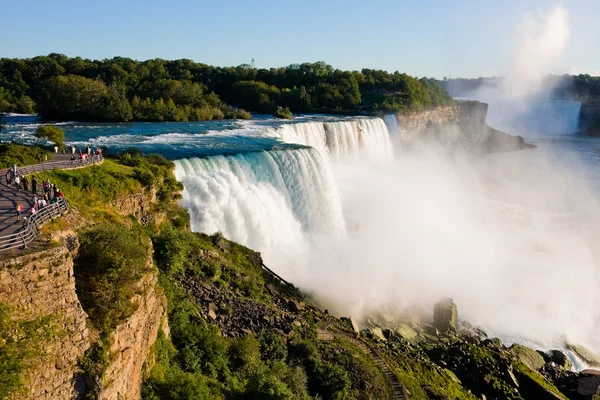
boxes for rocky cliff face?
[0,247,90,400]
[396,101,532,154]
[98,271,168,400]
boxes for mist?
[449,5,575,135]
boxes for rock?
[208,309,217,320]
[511,344,546,370]
[424,324,439,337]
[576,373,600,397]
[370,327,387,341]
[292,320,302,327]
[393,323,418,341]
[350,317,360,334]
[241,328,253,335]
[566,342,600,368]
[433,298,458,332]
[547,350,573,370]
[288,300,305,312]
[514,368,568,400]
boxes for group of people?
[13,173,64,222]
[69,145,102,161]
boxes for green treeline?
[0,54,453,122]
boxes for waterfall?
[533,100,581,134]
[174,148,346,256]
[277,118,393,162]
[384,114,400,137]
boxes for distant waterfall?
[384,114,400,137]
[174,148,346,255]
[278,118,393,162]
[533,100,581,134]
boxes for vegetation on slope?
[0,143,50,168]
[0,303,57,399]
[0,55,453,121]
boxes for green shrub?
[0,143,50,168]
[75,223,152,333]
[274,106,293,120]
[35,124,65,148]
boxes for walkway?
[0,153,103,253]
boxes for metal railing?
[15,154,103,176]
[0,154,103,253]
[0,197,68,252]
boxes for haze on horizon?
[0,0,598,79]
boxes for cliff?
[99,271,168,400]
[0,247,90,400]
[395,101,533,154]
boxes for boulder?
[576,373,600,398]
[370,327,387,341]
[393,323,418,341]
[511,344,546,370]
[350,317,360,334]
[288,300,305,312]
[566,342,600,368]
[547,350,573,370]
[514,368,568,400]
[433,298,457,332]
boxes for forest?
[0,54,453,122]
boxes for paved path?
[0,153,94,244]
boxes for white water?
[175,114,600,364]
[175,148,346,258]
[278,118,393,163]
[532,100,581,134]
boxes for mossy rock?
[393,323,418,341]
[510,344,545,370]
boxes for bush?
[0,143,50,168]
[35,124,65,148]
[76,223,151,332]
[274,106,293,120]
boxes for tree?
[35,124,65,148]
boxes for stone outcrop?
[98,268,168,400]
[0,247,90,400]
[396,101,533,154]
[111,186,157,225]
[433,298,458,332]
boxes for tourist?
[5,170,10,185]
[31,205,37,216]
[32,194,38,208]
[14,175,21,191]
[15,203,23,221]
[53,185,60,199]
[23,176,29,192]
[38,197,47,209]
[71,145,76,154]
[54,145,59,154]
[86,145,91,156]
[31,175,38,195]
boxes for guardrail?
[15,154,103,176]
[0,197,68,252]
[0,154,103,253]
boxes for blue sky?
[0,0,597,78]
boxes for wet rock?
[511,344,545,370]
[566,342,600,368]
[547,350,573,370]
[514,368,569,400]
[433,298,457,332]
[424,324,439,337]
[576,373,600,398]
[350,317,360,333]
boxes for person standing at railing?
[22,176,29,192]
[31,204,37,216]
[31,176,38,195]
[38,197,47,210]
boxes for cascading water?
[277,117,393,162]
[384,114,400,137]
[174,148,347,258]
[533,100,582,134]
